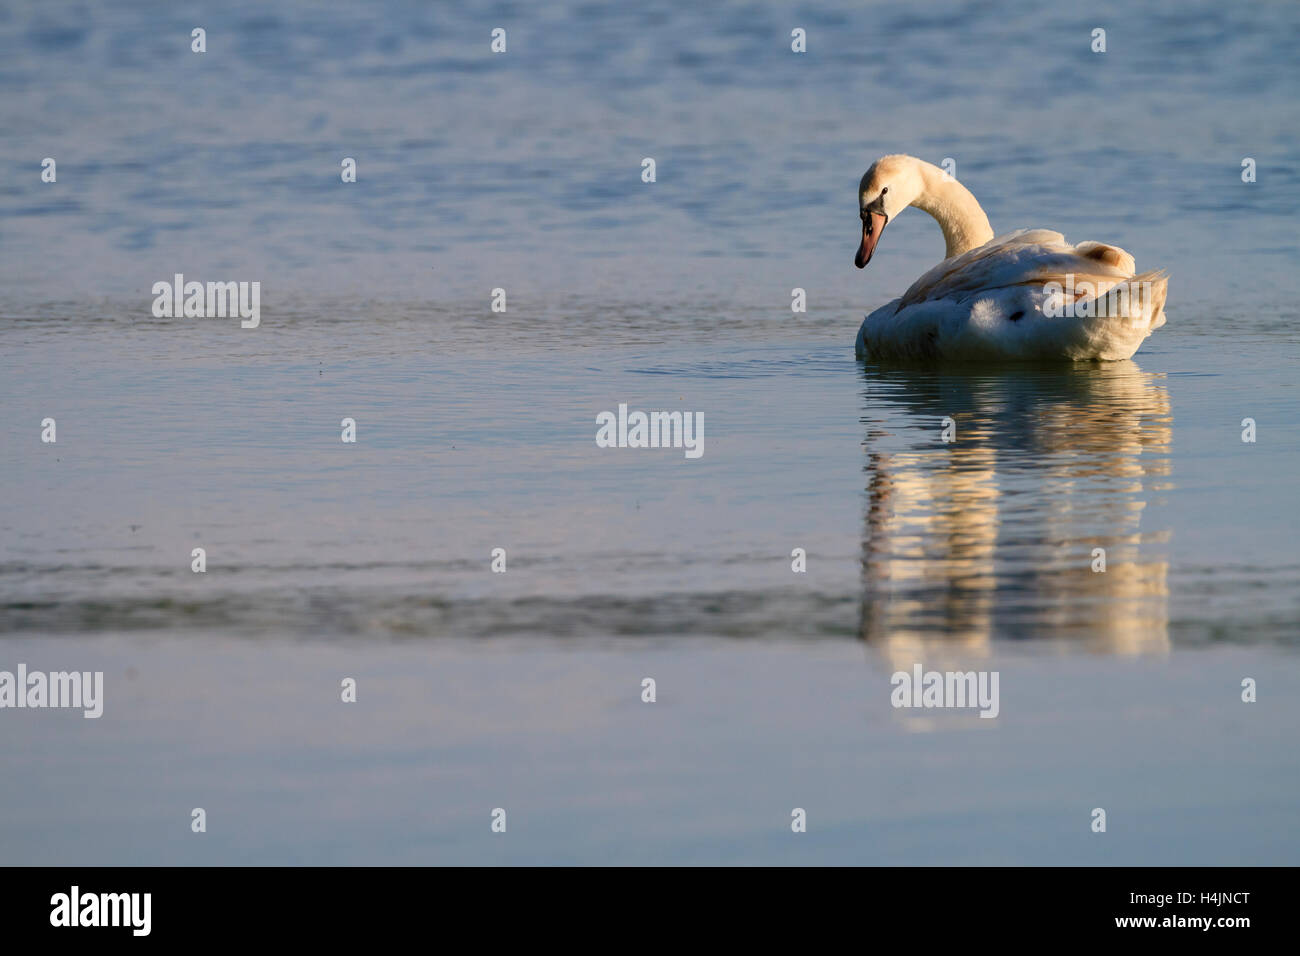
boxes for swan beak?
[855,212,887,268]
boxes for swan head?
[854,155,924,268]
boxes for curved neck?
[911,162,995,258]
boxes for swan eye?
[881,187,889,195]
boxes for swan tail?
[1134,270,1169,331]
[1077,269,1168,331]
[1051,269,1169,360]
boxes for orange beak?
[855,212,888,268]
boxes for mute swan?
[853,155,1168,361]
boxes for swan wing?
[895,229,1134,311]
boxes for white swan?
[853,155,1168,361]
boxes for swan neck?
[912,166,995,259]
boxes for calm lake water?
[1,0,1298,864]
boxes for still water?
[1,0,1297,863]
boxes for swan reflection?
[859,360,1172,662]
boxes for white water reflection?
[860,361,1173,661]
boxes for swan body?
[853,156,1167,362]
